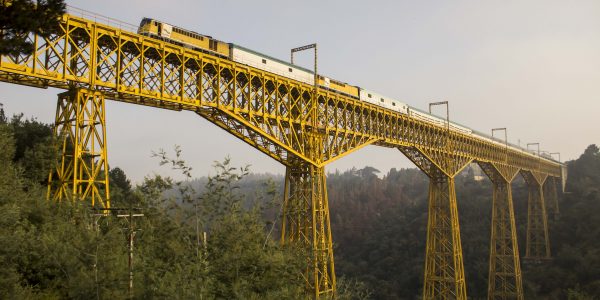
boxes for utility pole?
[94,207,144,299]
[91,213,104,300]
[290,43,318,118]
[117,208,144,299]
[527,143,540,156]
[429,101,451,151]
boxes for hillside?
[0,107,598,299]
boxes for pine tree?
[0,0,66,55]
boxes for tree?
[0,118,128,299]
[566,144,600,195]
[149,148,306,299]
[2,112,55,184]
[0,103,7,124]
[336,277,373,300]
[0,0,66,56]
[109,167,131,193]
[108,167,133,204]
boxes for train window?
[288,68,293,72]
[368,94,372,98]
[380,99,384,102]
[262,59,267,64]
[392,103,396,106]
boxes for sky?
[1,0,599,183]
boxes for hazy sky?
[1,0,599,182]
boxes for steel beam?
[47,88,110,209]
[0,12,568,298]
[400,146,471,300]
[520,171,550,260]
[0,14,563,179]
[479,163,523,300]
[281,162,335,298]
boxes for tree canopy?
[0,109,308,299]
[0,105,598,298]
[0,0,66,55]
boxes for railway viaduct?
[0,12,564,299]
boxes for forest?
[0,104,599,299]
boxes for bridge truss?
[0,14,564,299]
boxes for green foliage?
[0,0,66,56]
[0,122,128,299]
[522,144,600,298]
[108,167,133,206]
[109,167,131,193]
[2,105,599,299]
[146,147,305,299]
[328,167,430,299]
[4,113,55,184]
[0,117,306,298]
[336,277,373,300]
[329,148,600,299]
[0,103,7,124]
[567,285,595,300]
[566,144,600,195]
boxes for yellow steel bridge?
[0,13,564,299]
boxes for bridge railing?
[66,5,138,33]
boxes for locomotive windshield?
[139,18,152,27]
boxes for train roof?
[140,17,212,39]
[408,106,435,116]
[230,44,315,74]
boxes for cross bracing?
[0,13,564,299]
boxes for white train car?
[230,44,361,98]
[491,136,507,146]
[474,131,498,149]
[449,121,472,135]
[359,88,409,114]
[230,44,314,85]
[408,107,445,127]
[508,142,522,151]
[409,107,472,135]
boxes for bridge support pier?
[281,162,335,299]
[400,146,471,300]
[479,163,523,300]
[520,171,550,260]
[47,88,110,209]
[544,176,559,218]
[424,172,467,299]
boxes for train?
[137,18,555,162]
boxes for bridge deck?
[0,14,562,177]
